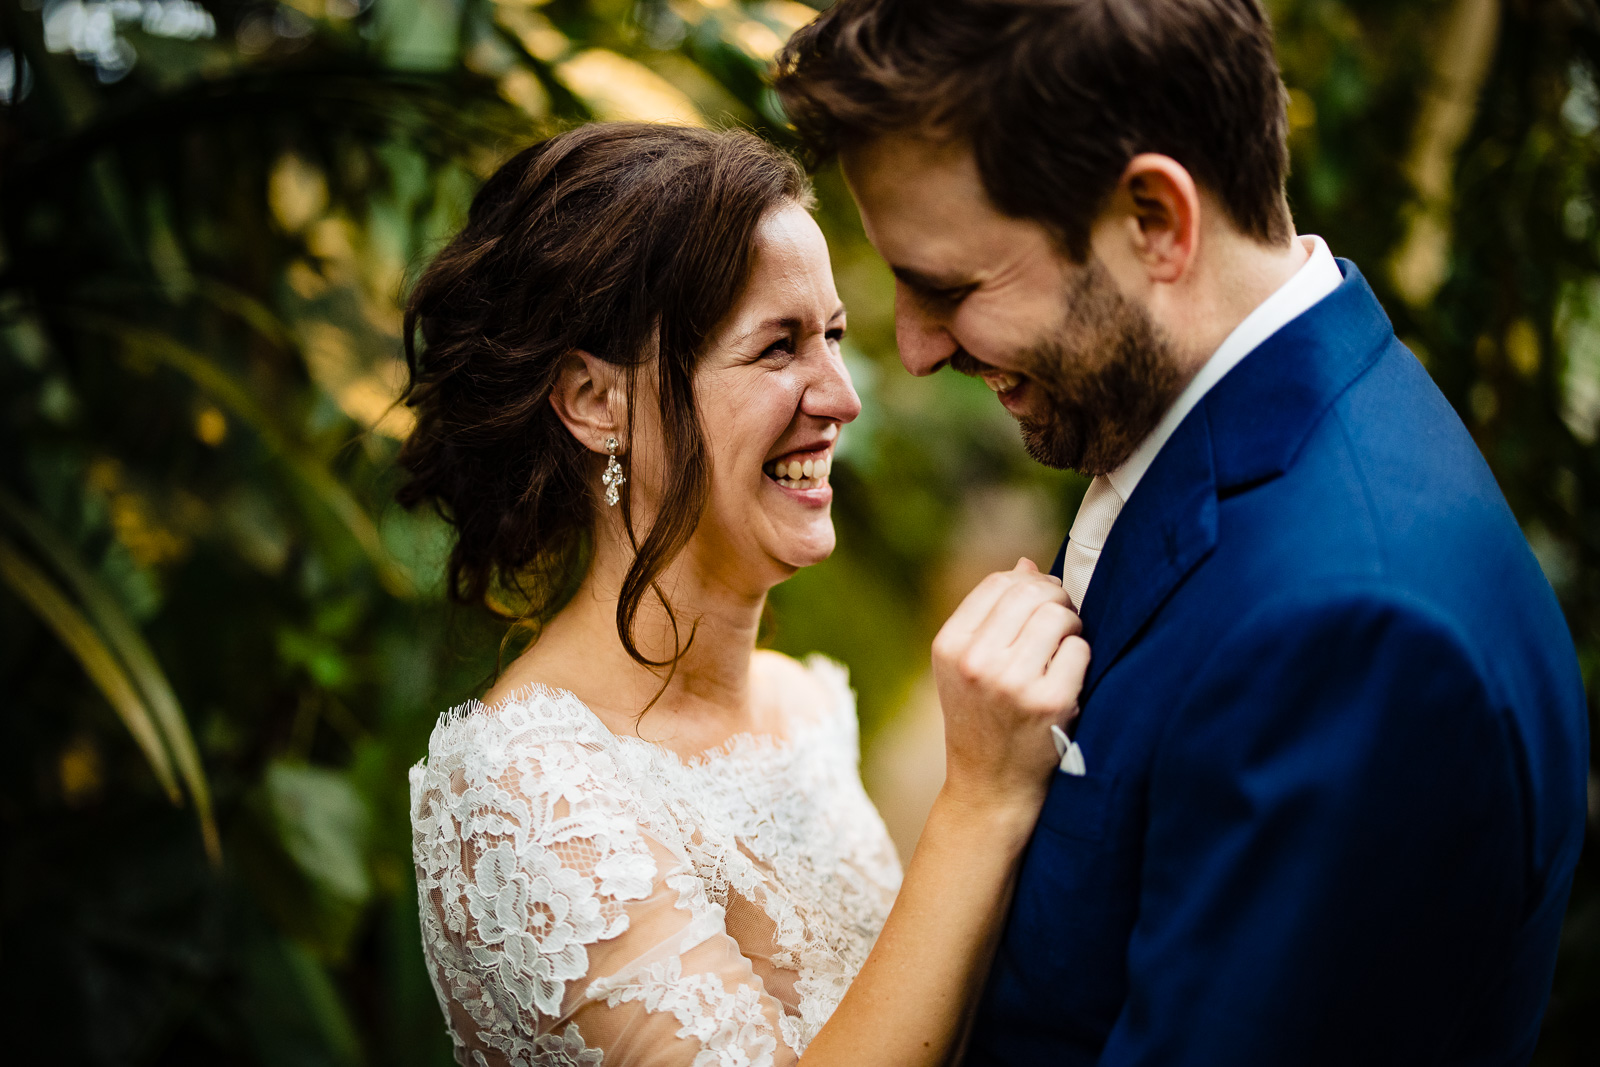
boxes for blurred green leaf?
[0,489,220,860]
[86,317,417,599]
[266,760,374,906]
[0,531,180,802]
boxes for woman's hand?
[932,557,1091,824]
[802,558,1090,1067]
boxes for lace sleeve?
[409,696,798,1067]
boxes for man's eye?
[914,284,970,308]
[825,327,845,343]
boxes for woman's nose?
[803,344,863,425]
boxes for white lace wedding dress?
[409,656,903,1067]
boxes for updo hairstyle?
[397,123,812,667]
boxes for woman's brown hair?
[397,123,812,670]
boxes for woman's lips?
[763,448,833,491]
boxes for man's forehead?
[842,135,1050,283]
[841,131,982,205]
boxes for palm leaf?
[0,532,180,803]
[83,318,416,599]
[0,491,221,863]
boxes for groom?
[778,1,1588,1064]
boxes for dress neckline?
[446,655,846,770]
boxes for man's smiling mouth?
[951,349,1027,397]
[980,369,1023,394]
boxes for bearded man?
[777,2,1587,1065]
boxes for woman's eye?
[762,338,795,359]
[826,327,845,343]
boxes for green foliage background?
[1,0,1596,1061]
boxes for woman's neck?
[495,530,773,747]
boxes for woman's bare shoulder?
[752,649,851,734]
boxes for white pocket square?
[1050,724,1087,776]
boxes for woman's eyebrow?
[727,316,801,348]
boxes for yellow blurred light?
[306,216,357,265]
[299,322,414,437]
[109,493,189,567]
[195,406,228,446]
[1390,210,1450,309]
[268,153,328,234]
[1470,380,1499,424]
[495,6,569,62]
[556,49,703,126]
[340,375,416,440]
[287,258,329,300]
[301,321,358,386]
[760,1,818,35]
[360,292,404,340]
[87,456,124,494]
[1286,87,1317,131]
[59,735,103,807]
[731,19,785,62]
[1506,318,1541,377]
[499,68,552,119]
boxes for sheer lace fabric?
[410,657,902,1067]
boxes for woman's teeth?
[982,370,1023,393]
[764,453,832,489]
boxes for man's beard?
[956,259,1185,476]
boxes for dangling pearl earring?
[601,437,625,507]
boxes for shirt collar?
[1104,235,1344,503]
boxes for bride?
[400,123,1089,1067]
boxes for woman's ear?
[550,350,625,453]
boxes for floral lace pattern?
[410,657,902,1067]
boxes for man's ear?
[1097,153,1200,286]
[549,349,625,453]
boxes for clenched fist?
[932,557,1091,816]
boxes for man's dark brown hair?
[775,0,1293,259]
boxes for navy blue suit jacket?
[962,263,1588,1066]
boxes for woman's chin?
[766,527,837,572]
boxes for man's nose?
[803,343,863,425]
[894,283,957,377]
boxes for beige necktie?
[1060,475,1124,612]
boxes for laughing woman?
[401,124,1088,1067]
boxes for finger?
[1005,601,1080,680]
[1015,556,1063,586]
[1037,635,1092,717]
[940,569,1036,643]
[971,577,1073,655]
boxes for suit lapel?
[1065,260,1396,706]
[1075,411,1218,702]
